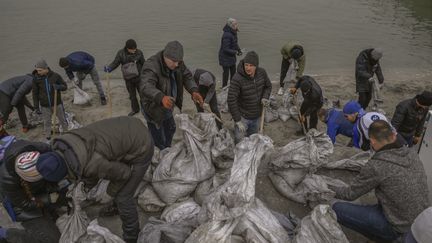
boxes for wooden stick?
[293,93,307,135]
[106,73,112,117]
[260,105,265,134]
[52,89,58,137]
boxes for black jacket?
[0,75,33,106]
[228,61,272,122]
[32,69,67,109]
[295,76,323,116]
[355,49,384,93]
[0,140,59,221]
[107,48,145,80]
[139,51,198,126]
[218,25,240,67]
[391,98,429,138]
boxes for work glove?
[192,92,204,107]
[261,98,270,107]
[203,103,211,111]
[236,121,247,133]
[104,66,112,73]
[161,96,175,109]
[289,87,297,94]
[368,77,376,83]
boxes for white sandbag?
[138,217,193,243]
[294,204,349,243]
[264,107,279,123]
[277,107,291,122]
[137,185,166,213]
[73,84,91,105]
[78,219,124,243]
[86,179,112,204]
[323,152,370,171]
[211,128,235,169]
[161,198,201,225]
[194,169,230,206]
[217,85,230,113]
[65,112,83,130]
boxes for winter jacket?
[329,140,430,233]
[52,116,154,196]
[228,60,272,122]
[325,108,354,143]
[280,41,306,77]
[193,69,216,104]
[63,51,95,79]
[295,76,323,116]
[355,49,384,93]
[391,98,429,138]
[0,75,33,106]
[32,69,67,109]
[139,51,198,126]
[107,48,145,80]
[218,25,241,67]
[0,140,60,221]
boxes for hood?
[223,24,237,35]
[373,145,413,168]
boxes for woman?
[218,18,242,87]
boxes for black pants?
[125,78,141,113]
[280,57,290,87]
[195,93,222,129]
[300,103,322,130]
[0,91,29,127]
[5,216,60,243]
[222,65,236,87]
[358,91,372,110]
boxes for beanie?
[291,47,303,60]
[35,59,48,69]
[243,51,259,66]
[125,39,137,49]
[371,48,383,61]
[15,151,43,182]
[59,57,69,68]
[36,152,68,182]
[343,100,362,115]
[163,41,184,62]
[416,91,432,106]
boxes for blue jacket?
[218,25,240,67]
[63,51,95,79]
[325,108,353,144]
[352,109,366,149]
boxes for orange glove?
[161,96,174,109]
[192,92,204,107]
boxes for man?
[278,41,305,95]
[228,51,272,143]
[391,91,432,147]
[218,17,242,87]
[290,75,323,135]
[105,39,145,116]
[355,48,384,109]
[330,120,429,242]
[32,60,68,141]
[59,51,107,105]
[0,74,36,133]
[192,68,222,129]
[318,108,353,144]
[139,41,203,150]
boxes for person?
[278,41,305,95]
[218,17,242,87]
[290,75,323,135]
[228,51,272,143]
[391,91,432,147]
[105,39,145,116]
[329,120,429,242]
[318,108,353,144]
[0,74,36,133]
[0,139,68,243]
[32,60,68,141]
[59,51,107,105]
[192,68,222,129]
[139,41,203,150]
[355,48,384,110]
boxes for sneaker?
[100,97,107,106]
[128,111,139,116]
[277,87,284,95]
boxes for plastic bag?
[78,219,124,243]
[160,198,201,225]
[65,112,83,130]
[323,152,370,171]
[211,128,235,169]
[137,185,166,212]
[137,217,193,243]
[264,107,279,123]
[217,85,230,113]
[294,204,349,243]
[194,169,230,206]
[73,84,91,105]
[86,179,112,204]
[57,182,90,243]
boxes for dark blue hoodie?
[325,108,354,143]
[218,25,240,67]
[63,51,95,79]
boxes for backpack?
[121,61,139,80]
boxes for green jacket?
[280,41,306,77]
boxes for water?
[0,0,431,81]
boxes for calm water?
[0,0,431,81]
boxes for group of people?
[0,17,431,243]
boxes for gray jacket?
[0,75,33,106]
[329,141,430,233]
[139,51,198,126]
[355,48,384,93]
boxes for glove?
[192,92,204,106]
[289,87,297,94]
[161,96,175,109]
[203,103,211,111]
[104,66,112,73]
[237,50,243,56]
[368,77,375,83]
[236,121,247,133]
[261,98,270,107]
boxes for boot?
[100,96,107,106]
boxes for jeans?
[41,105,68,138]
[234,117,260,144]
[76,67,106,98]
[222,65,236,87]
[332,202,400,242]
[358,91,372,110]
[144,112,176,150]
[124,77,141,113]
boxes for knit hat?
[125,39,137,49]
[291,47,303,60]
[227,18,238,30]
[243,51,259,66]
[343,100,362,114]
[371,48,383,61]
[59,57,69,68]
[36,152,68,182]
[163,41,184,62]
[15,151,43,182]
[35,59,48,69]
[416,91,432,106]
